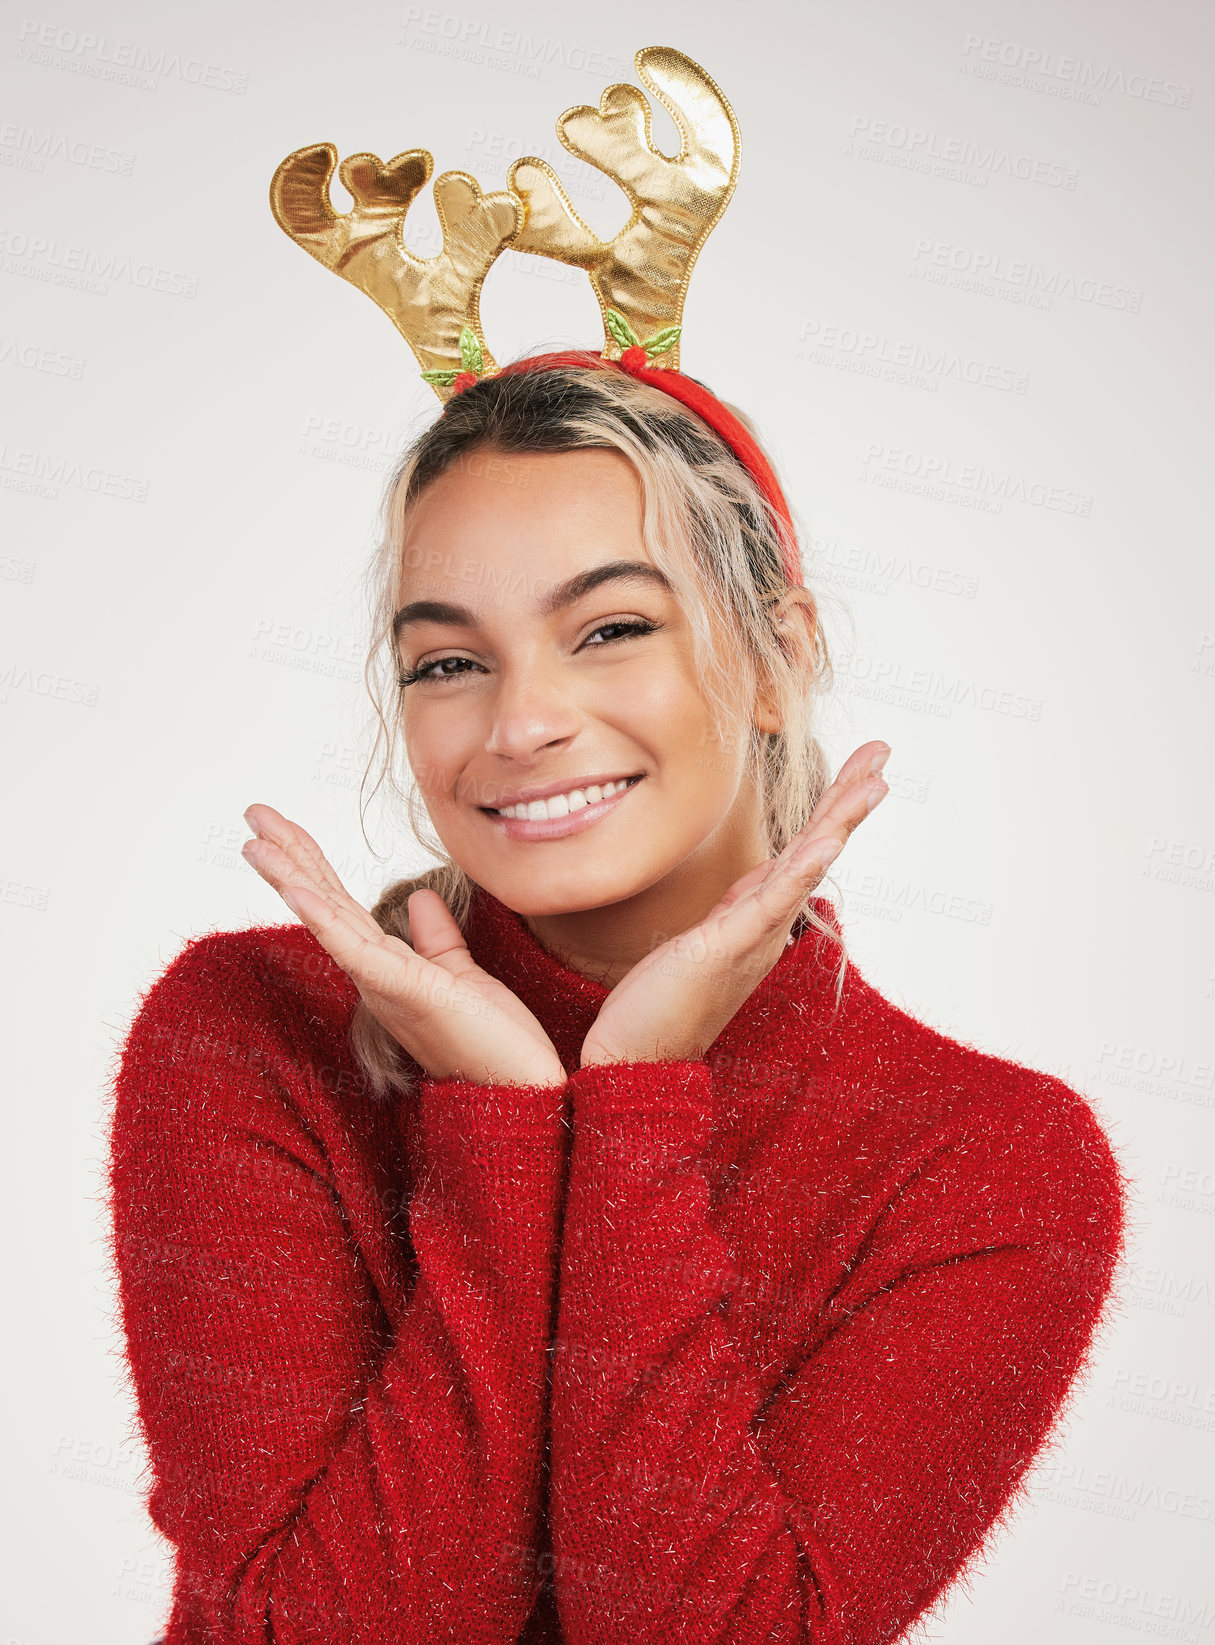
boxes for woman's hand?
[241,804,567,1090]
[578,740,891,1069]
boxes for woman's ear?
[754,588,818,734]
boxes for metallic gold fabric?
[269,145,520,394]
[508,47,740,373]
[269,46,741,402]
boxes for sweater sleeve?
[105,932,567,1645]
[548,1057,1128,1645]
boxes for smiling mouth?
[478,773,644,820]
[477,773,646,841]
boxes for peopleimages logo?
[910,238,1142,313]
[796,319,1028,395]
[0,227,199,298]
[0,335,84,378]
[14,19,249,93]
[860,443,1094,517]
[399,9,629,78]
[959,34,1191,108]
[0,443,148,502]
[0,122,136,175]
[848,116,1078,189]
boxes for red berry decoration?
[603,311,682,375]
[452,371,479,394]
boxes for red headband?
[447,347,803,588]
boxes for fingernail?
[243,808,261,837]
[866,784,887,813]
[818,841,842,867]
[281,887,301,916]
[868,747,891,776]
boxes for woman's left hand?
[579,740,891,1069]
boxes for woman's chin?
[475,864,651,920]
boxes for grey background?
[2,0,1211,1639]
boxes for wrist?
[579,1047,710,1071]
[571,1056,712,1106]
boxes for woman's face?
[393,445,776,928]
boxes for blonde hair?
[350,357,846,1097]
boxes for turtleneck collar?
[460,882,852,1076]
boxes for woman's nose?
[481,661,584,762]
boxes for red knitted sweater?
[105,884,1129,1645]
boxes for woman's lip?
[480,775,644,841]
[478,770,643,810]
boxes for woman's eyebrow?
[391,560,674,645]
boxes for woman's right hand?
[241,803,568,1090]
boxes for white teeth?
[493,776,639,820]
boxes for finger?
[725,842,838,948]
[847,739,891,781]
[696,842,829,959]
[244,803,353,903]
[835,740,891,788]
[785,745,891,860]
[240,831,343,912]
[272,866,481,1021]
[703,857,780,917]
[241,834,367,932]
[728,771,884,942]
[775,785,883,899]
[269,871,428,1002]
[656,748,889,979]
[792,772,887,858]
[763,746,885,878]
[801,741,891,830]
[405,888,481,976]
[705,752,890,935]
[242,809,383,941]
[771,827,845,897]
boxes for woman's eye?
[397,619,660,688]
[583,619,658,647]
[399,655,477,686]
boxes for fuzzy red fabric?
[106,884,1129,1644]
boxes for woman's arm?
[106,931,566,1645]
[548,1057,1128,1645]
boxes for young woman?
[107,356,1128,1645]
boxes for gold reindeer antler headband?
[269,45,804,585]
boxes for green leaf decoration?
[604,308,641,351]
[420,369,460,386]
[643,325,682,357]
[458,326,483,374]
